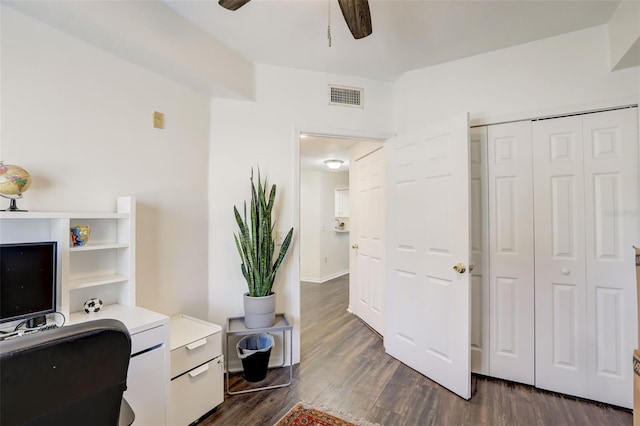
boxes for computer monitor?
[0,241,57,328]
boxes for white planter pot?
[243,293,276,329]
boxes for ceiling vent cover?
[329,85,363,108]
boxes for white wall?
[608,0,640,71]
[320,171,349,280]
[395,25,640,131]
[208,64,395,363]
[0,6,211,319]
[300,171,322,280]
[300,170,349,283]
[2,1,255,100]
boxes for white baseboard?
[300,270,349,284]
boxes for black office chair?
[0,319,134,426]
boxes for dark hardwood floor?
[200,275,632,425]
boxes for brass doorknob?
[352,243,359,249]
[453,263,466,274]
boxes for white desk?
[70,305,169,426]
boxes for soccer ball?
[83,298,103,313]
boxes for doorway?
[297,131,385,335]
[299,134,353,286]
[294,114,473,400]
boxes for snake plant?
[234,168,294,297]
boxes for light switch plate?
[153,111,164,129]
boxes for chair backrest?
[0,319,131,426]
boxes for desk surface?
[170,315,222,351]
[69,304,169,335]
[226,313,291,335]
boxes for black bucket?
[236,334,274,382]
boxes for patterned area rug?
[274,403,364,426]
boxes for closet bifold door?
[533,107,638,409]
[488,121,535,384]
[533,115,588,398]
[583,108,637,408]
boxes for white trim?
[470,96,639,127]
[300,270,349,284]
[299,277,324,283]
[293,123,391,367]
[291,126,301,367]
[294,123,392,141]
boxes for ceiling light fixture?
[324,159,343,170]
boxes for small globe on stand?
[0,162,32,212]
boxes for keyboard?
[38,324,59,331]
[0,324,60,341]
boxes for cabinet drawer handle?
[186,339,207,351]
[188,364,209,378]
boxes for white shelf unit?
[66,199,134,316]
[0,196,135,319]
[1,196,170,425]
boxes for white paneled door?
[385,114,471,399]
[533,107,638,408]
[533,115,588,397]
[350,146,386,335]
[583,109,638,407]
[487,121,535,385]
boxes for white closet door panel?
[533,115,588,397]
[488,121,535,384]
[470,126,489,375]
[385,114,471,400]
[352,148,386,335]
[583,108,637,408]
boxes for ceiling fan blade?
[218,0,252,11]
[337,0,372,39]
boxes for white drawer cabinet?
[171,330,221,378]
[171,357,224,426]
[169,315,223,425]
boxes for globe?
[0,162,32,211]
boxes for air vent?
[329,85,363,108]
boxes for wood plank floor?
[200,275,632,425]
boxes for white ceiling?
[165,0,620,81]
[166,0,619,171]
[300,135,362,172]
